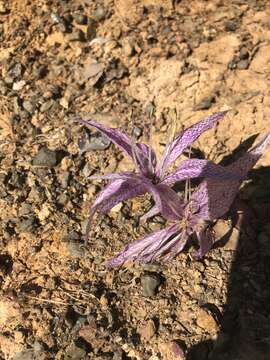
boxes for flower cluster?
[77,112,270,267]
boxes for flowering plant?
[77,113,270,266]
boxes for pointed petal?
[160,231,189,261]
[78,118,134,158]
[136,143,157,170]
[142,180,184,220]
[89,171,138,181]
[157,111,228,177]
[162,159,243,186]
[77,117,157,177]
[141,205,160,221]
[192,131,270,220]
[108,224,179,267]
[85,178,146,237]
[194,227,215,258]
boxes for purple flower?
[108,131,270,267]
[77,112,238,236]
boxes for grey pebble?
[93,6,107,22]
[224,21,237,32]
[69,29,85,42]
[141,273,161,297]
[78,131,110,152]
[17,216,36,232]
[23,100,35,114]
[86,19,97,40]
[58,193,69,205]
[32,146,58,167]
[144,102,155,116]
[18,203,32,217]
[74,13,87,25]
[237,59,249,70]
[66,241,85,258]
[89,135,110,150]
[82,163,93,178]
[40,99,55,113]
[194,95,215,111]
[8,62,23,79]
[132,126,142,139]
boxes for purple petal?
[157,111,228,177]
[89,171,139,181]
[192,131,270,220]
[141,205,160,221]
[85,178,146,237]
[135,143,157,177]
[108,224,179,267]
[142,180,184,220]
[194,227,215,258]
[162,230,189,261]
[77,117,157,177]
[77,118,134,158]
[162,159,243,186]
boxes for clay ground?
[1,0,270,359]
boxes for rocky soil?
[1,0,270,359]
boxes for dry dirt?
[1,1,270,359]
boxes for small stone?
[69,29,85,42]
[12,80,26,91]
[194,95,215,111]
[196,308,219,333]
[65,241,85,258]
[32,147,58,167]
[59,171,70,188]
[86,19,97,40]
[132,126,142,138]
[237,59,249,70]
[122,40,134,57]
[40,99,55,113]
[8,62,23,79]
[78,131,111,152]
[17,216,36,232]
[239,47,249,60]
[141,273,161,297]
[18,203,32,216]
[74,13,88,25]
[23,100,35,114]
[144,102,155,116]
[159,341,186,360]
[93,6,107,22]
[57,193,69,205]
[138,319,156,341]
[224,21,237,32]
[228,58,238,70]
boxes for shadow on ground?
[188,164,270,360]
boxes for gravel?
[32,147,58,167]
